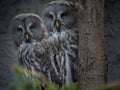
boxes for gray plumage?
[11,0,79,88]
[10,13,48,48]
[18,32,68,86]
[42,0,78,84]
[10,13,69,87]
[10,13,59,88]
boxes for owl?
[10,13,48,48]
[42,0,79,84]
[10,13,68,87]
[11,0,79,88]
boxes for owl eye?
[61,12,68,19]
[30,25,36,31]
[17,27,23,32]
[48,14,53,19]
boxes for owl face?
[10,13,48,47]
[42,1,77,34]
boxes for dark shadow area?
[105,0,120,83]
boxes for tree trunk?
[78,0,105,90]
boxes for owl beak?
[24,33,30,43]
[55,20,61,29]
[25,33,29,40]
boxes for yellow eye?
[18,27,23,32]
[61,13,67,19]
[30,25,36,31]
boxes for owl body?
[18,32,69,85]
[42,0,79,83]
[10,13,60,88]
[10,12,70,85]
[18,42,62,85]
[11,0,79,88]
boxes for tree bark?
[78,0,105,90]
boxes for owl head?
[42,0,78,34]
[10,13,48,47]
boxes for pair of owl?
[10,0,79,87]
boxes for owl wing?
[18,32,68,85]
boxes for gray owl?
[11,0,79,88]
[10,13,51,79]
[10,13,68,88]
[42,0,78,84]
[10,13,48,48]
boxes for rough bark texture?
[78,0,105,90]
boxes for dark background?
[0,0,119,90]
[104,0,120,83]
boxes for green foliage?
[10,65,78,90]
[11,65,120,90]
[10,84,21,90]
[64,84,78,90]
[46,83,59,90]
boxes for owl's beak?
[24,33,30,43]
[25,34,29,40]
[55,20,61,29]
